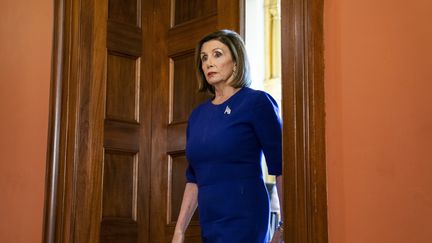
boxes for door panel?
[106,53,140,122]
[108,0,141,26]
[173,0,217,26]
[150,1,243,242]
[100,150,139,242]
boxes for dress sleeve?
[251,92,282,176]
[186,165,197,183]
[185,118,197,183]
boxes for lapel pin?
[224,105,231,115]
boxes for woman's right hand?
[171,232,185,243]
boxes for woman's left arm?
[251,92,284,242]
[270,175,284,243]
[275,175,283,221]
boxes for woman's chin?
[206,79,228,87]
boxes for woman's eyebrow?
[201,48,223,55]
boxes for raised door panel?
[106,53,140,122]
[173,0,217,26]
[108,0,141,27]
[101,151,139,242]
[102,151,138,219]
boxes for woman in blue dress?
[172,30,284,243]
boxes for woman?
[172,29,284,243]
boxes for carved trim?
[282,0,328,242]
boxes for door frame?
[281,0,328,242]
[42,0,328,242]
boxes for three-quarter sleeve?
[251,92,282,176]
[185,119,197,183]
[185,165,197,183]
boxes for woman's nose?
[206,58,214,68]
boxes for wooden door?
[149,1,243,242]
[74,0,155,242]
[43,0,153,242]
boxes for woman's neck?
[212,84,240,105]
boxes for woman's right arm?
[171,182,198,243]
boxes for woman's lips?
[207,72,217,77]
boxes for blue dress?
[185,87,282,243]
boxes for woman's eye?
[214,52,222,58]
[201,55,207,62]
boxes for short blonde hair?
[195,29,251,94]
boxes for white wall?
[245,0,265,90]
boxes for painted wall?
[0,0,52,242]
[325,0,432,242]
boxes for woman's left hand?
[269,229,283,243]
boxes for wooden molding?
[281,0,328,242]
[42,0,82,241]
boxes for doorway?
[43,0,328,242]
[245,0,282,238]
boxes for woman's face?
[200,40,236,87]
